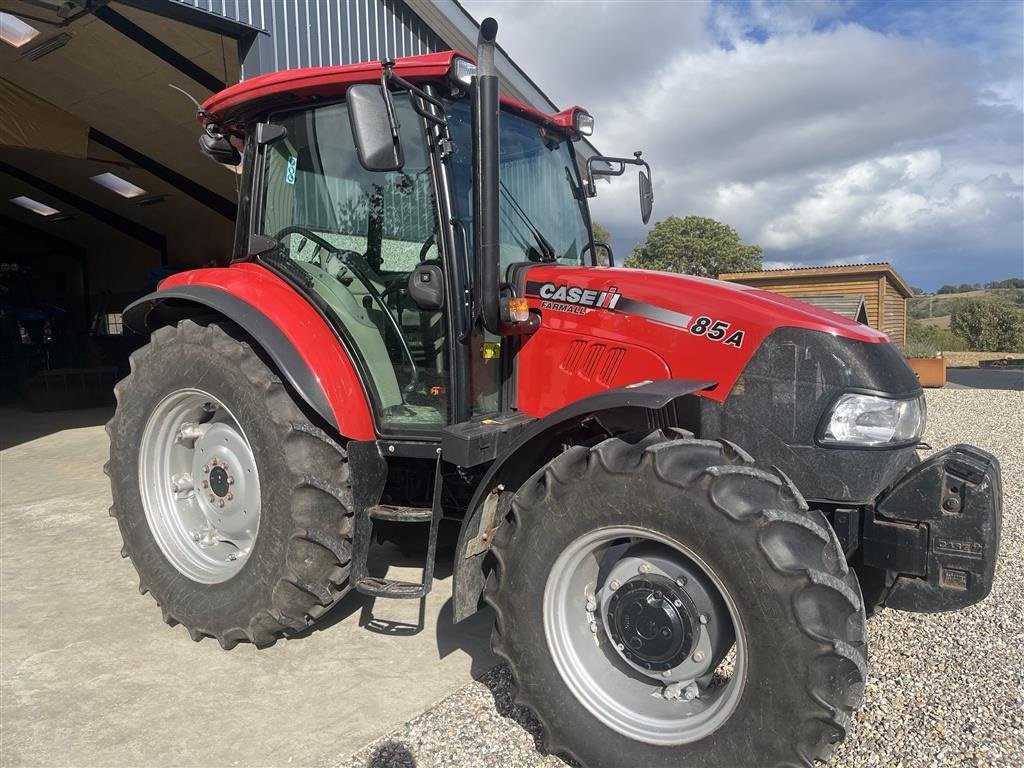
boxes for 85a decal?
[689,315,745,348]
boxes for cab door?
[258,97,451,434]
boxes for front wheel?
[486,430,867,768]
[107,320,353,649]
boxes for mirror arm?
[382,62,449,128]
[586,152,650,197]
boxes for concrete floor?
[0,405,496,767]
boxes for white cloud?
[461,0,1023,287]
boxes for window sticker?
[285,156,297,185]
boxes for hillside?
[909,288,1024,324]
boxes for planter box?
[906,357,946,388]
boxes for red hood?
[515,265,889,416]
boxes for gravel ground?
[341,389,1024,768]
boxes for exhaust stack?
[473,17,501,333]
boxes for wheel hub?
[606,575,696,671]
[209,465,230,497]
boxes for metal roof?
[719,262,914,298]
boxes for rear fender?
[451,378,714,623]
[123,264,375,440]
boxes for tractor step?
[355,576,426,599]
[368,504,433,522]
[348,442,444,602]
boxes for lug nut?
[211,457,219,466]
[227,553,237,562]
[692,651,705,663]
[661,670,671,678]
[227,476,234,485]
[675,576,687,587]
[699,614,708,625]
[585,599,597,612]
[226,492,234,501]
[674,599,683,608]
[208,494,215,502]
[203,465,210,474]
[609,580,621,591]
[217,499,225,508]
[202,480,209,488]
[638,562,651,574]
[589,622,598,634]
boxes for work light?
[819,393,926,448]
[574,110,594,136]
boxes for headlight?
[819,393,925,447]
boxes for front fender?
[124,263,375,441]
[451,378,713,623]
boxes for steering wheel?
[272,226,419,390]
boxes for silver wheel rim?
[138,388,261,584]
[543,526,747,746]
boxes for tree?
[592,222,611,244]
[910,286,926,296]
[950,299,1024,352]
[625,215,762,277]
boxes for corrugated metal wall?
[176,0,445,78]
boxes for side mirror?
[348,83,403,172]
[199,133,241,165]
[639,170,653,225]
[408,263,444,310]
[586,151,654,224]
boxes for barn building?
[0,0,576,407]
[719,263,913,345]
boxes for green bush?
[906,319,968,351]
[900,340,940,359]
[950,299,1024,352]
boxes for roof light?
[451,57,476,87]
[91,172,147,199]
[574,110,594,137]
[0,13,39,48]
[10,195,61,217]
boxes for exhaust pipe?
[473,17,501,334]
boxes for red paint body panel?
[160,263,376,440]
[517,266,889,418]
[201,50,581,137]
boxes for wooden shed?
[719,263,913,344]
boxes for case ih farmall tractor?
[107,19,1002,768]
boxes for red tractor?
[107,19,1002,768]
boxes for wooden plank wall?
[735,276,884,327]
[883,279,907,343]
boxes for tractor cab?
[196,49,651,437]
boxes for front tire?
[107,320,353,649]
[486,430,867,767]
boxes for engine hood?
[515,264,892,416]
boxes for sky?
[460,0,1024,290]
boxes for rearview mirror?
[639,170,653,225]
[348,84,404,172]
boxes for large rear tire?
[486,429,867,767]
[107,320,353,649]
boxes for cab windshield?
[447,100,592,271]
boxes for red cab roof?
[202,50,587,135]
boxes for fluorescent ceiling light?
[91,172,147,199]
[10,195,61,217]
[0,13,40,48]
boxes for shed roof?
[719,262,913,298]
[796,294,868,324]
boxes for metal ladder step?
[367,504,432,523]
[355,575,426,599]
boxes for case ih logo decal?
[525,281,746,348]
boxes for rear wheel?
[486,430,867,767]
[107,320,353,648]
